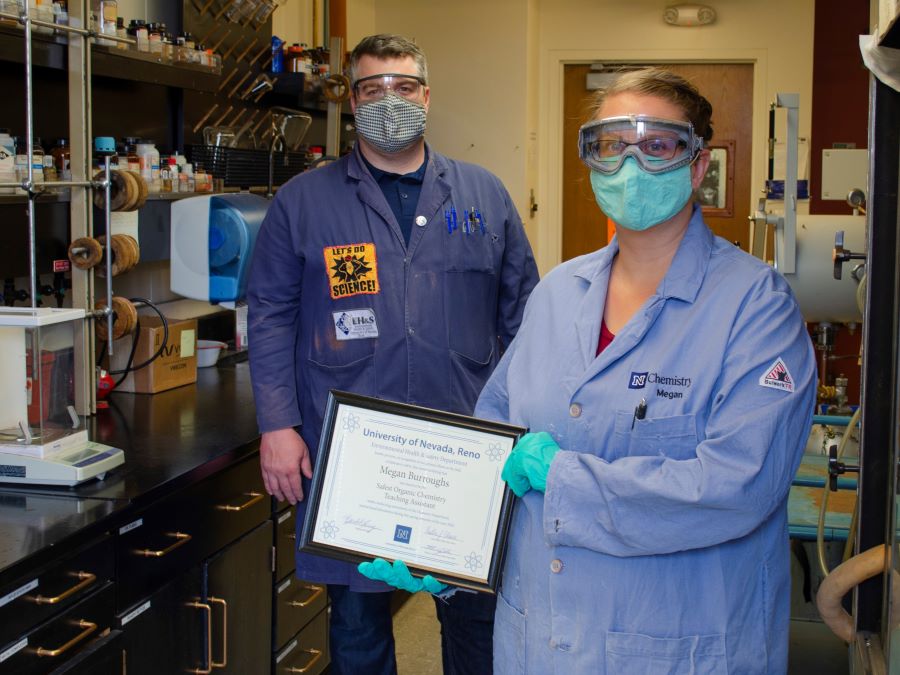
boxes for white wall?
[371,0,536,247]
[353,0,816,272]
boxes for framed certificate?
[299,391,525,593]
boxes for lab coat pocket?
[614,411,699,460]
[305,352,375,398]
[494,591,526,674]
[605,631,727,675]
[444,268,497,362]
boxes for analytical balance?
[0,307,124,486]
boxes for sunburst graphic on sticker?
[330,254,372,283]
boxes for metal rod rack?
[7,2,114,414]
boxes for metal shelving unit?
[0,3,134,414]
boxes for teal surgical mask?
[589,158,693,231]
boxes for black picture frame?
[299,390,525,593]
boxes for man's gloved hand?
[358,558,447,594]
[502,431,561,497]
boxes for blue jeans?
[434,590,496,675]
[327,586,496,675]
[328,586,397,675]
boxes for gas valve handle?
[827,443,860,491]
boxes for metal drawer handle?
[135,531,192,558]
[31,571,97,605]
[287,533,296,541]
[209,597,228,669]
[35,619,97,657]
[286,648,323,673]
[288,585,325,608]
[187,600,213,675]
[217,492,265,512]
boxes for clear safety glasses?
[352,73,427,103]
[578,115,704,174]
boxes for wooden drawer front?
[116,495,198,611]
[275,507,297,581]
[116,455,268,611]
[0,535,113,648]
[46,628,123,675]
[0,582,115,675]
[188,455,269,557]
[274,576,327,649]
[273,609,329,675]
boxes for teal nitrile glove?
[502,431,561,497]
[357,558,447,594]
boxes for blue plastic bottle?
[271,35,285,73]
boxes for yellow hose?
[815,405,862,577]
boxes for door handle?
[186,601,213,674]
[286,648,322,673]
[135,532,192,557]
[35,619,97,657]
[209,596,228,668]
[288,585,325,608]
[30,571,96,605]
[217,492,264,512]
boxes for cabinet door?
[119,570,204,675]
[203,521,273,674]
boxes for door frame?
[536,48,769,273]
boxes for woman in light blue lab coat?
[475,68,817,673]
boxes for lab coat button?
[408,327,415,335]
[550,559,563,573]
[569,403,582,418]
[415,215,427,227]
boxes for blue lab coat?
[476,206,816,674]
[247,144,538,589]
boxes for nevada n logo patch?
[759,357,794,393]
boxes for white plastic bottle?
[136,140,160,193]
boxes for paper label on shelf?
[277,578,292,593]
[278,510,292,524]
[0,579,38,608]
[276,639,298,663]
[119,518,143,534]
[0,638,27,663]
[181,329,196,358]
[120,600,152,626]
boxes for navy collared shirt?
[361,150,427,245]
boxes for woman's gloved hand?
[358,558,447,594]
[502,431,561,497]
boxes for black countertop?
[0,361,262,589]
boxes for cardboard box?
[110,316,198,394]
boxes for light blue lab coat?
[476,205,816,674]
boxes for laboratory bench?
[0,361,328,674]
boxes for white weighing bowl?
[197,340,227,368]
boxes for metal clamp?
[827,444,860,491]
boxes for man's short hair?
[349,34,428,85]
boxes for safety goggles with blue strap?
[578,115,704,174]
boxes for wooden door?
[203,521,273,674]
[562,63,754,260]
